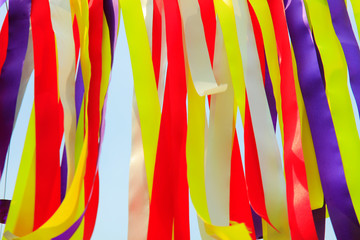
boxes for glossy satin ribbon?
[327,0,360,223]
[235,0,289,238]
[31,0,62,229]
[285,0,360,238]
[83,0,103,238]
[50,0,77,191]
[147,0,189,238]
[327,0,360,118]
[267,0,317,238]
[4,0,360,239]
[305,0,360,227]
[120,0,161,200]
[245,4,272,229]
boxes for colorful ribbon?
[2,0,360,239]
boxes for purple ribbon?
[0,199,10,224]
[60,63,86,202]
[103,0,116,63]
[60,148,68,202]
[0,0,5,8]
[264,56,277,129]
[52,211,85,240]
[312,202,326,240]
[327,0,360,117]
[284,0,360,238]
[75,65,85,123]
[0,0,31,180]
[54,52,109,239]
[251,207,262,239]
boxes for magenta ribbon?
[284,0,360,238]
[0,0,31,180]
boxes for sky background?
[4,1,360,239]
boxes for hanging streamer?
[0,0,31,181]
[31,0,62,229]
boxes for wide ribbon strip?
[31,0,62,229]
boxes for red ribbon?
[245,3,272,228]
[84,0,103,238]
[267,0,317,238]
[152,0,162,87]
[0,13,8,73]
[148,0,189,238]
[31,0,62,229]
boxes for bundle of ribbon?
[0,0,360,239]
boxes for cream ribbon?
[235,0,290,238]
[205,19,234,227]
[50,0,77,189]
[178,0,227,96]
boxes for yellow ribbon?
[349,0,360,40]
[119,0,161,197]
[3,106,35,239]
[304,0,360,222]
[213,0,245,122]
[185,16,250,239]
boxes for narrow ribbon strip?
[327,0,360,118]
[0,13,8,73]
[245,4,272,227]
[0,199,11,224]
[120,0,161,198]
[0,0,31,181]
[84,0,103,238]
[127,0,151,238]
